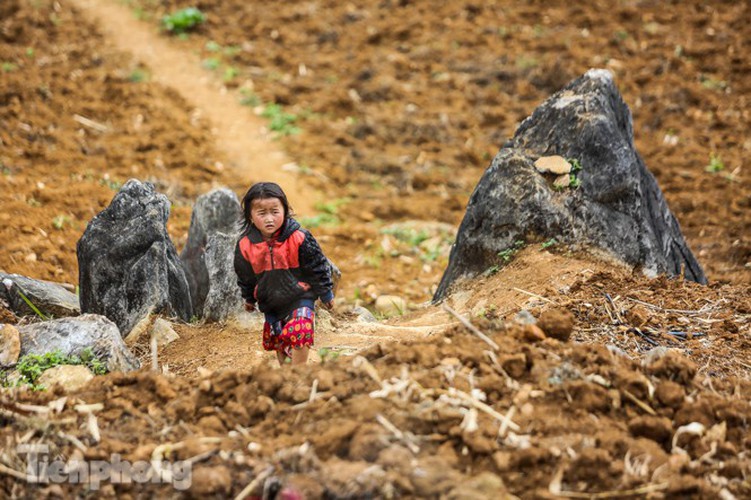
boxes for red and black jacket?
[233,218,334,318]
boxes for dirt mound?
[2,291,749,497]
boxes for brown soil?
[1,0,750,497]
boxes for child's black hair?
[240,182,293,234]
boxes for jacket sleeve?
[234,238,257,304]
[298,230,334,303]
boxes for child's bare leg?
[276,350,288,366]
[290,346,309,365]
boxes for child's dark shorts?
[263,306,315,354]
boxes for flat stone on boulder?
[534,155,571,175]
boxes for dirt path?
[68,0,315,214]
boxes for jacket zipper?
[268,242,275,269]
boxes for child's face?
[250,197,285,238]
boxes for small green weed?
[128,68,150,82]
[239,89,261,107]
[541,238,558,249]
[318,347,340,364]
[16,289,47,320]
[300,213,339,228]
[14,348,107,389]
[700,75,727,91]
[100,177,122,191]
[705,153,725,173]
[315,198,349,215]
[1,62,18,72]
[498,240,525,263]
[261,103,300,136]
[161,7,205,34]
[223,66,239,82]
[52,215,70,230]
[25,48,35,58]
[202,57,220,70]
[381,227,429,247]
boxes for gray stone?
[435,69,705,300]
[180,188,242,316]
[37,365,94,392]
[0,324,21,367]
[374,295,406,316]
[202,232,244,322]
[77,179,193,336]
[18,315,140,373]
[0,273,80,318]
[151,318,179,347]
[352,305,377,323]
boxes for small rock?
[374,295,406,316]
[0,324,21,367]
[514,309,537,325]
[537,308,575,341]
[446,471,508,499]
[625,305,649,327]
[352,305,377,323]
[655,380,685,409]
[522,324,546,342]
[37,365,94,392]
[150,318,179,346]
[534,155,571,175]
[190,465,231,496]
[628,415,673,445]
[501,353,528,379]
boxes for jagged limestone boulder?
[202,232,244,322]
[77,179,193,336]
[435,69,705,300]
[180,188,242,317]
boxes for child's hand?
[244,301,256,312]
[322,300,335,311]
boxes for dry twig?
[442,304,499,351]
[234,465,274,500]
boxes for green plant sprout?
[705,153,725,173]
[318,347,340,364]
[12,348,108,390]
[202,57,220,70]
[261,103,300,136]
[52,215,70,230]
[239,89,261,107]
[541,238,558,249]
[16,289,48,320]
[161,7,205,34]
[498,240,526,263]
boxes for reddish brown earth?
[1,0,750,498]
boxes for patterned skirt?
[262,306,315,354]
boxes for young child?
[234,182,335,366]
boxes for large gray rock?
[180,188,242,317]
[435,69,706,300]
[18,314,140,372]
[202,232,243,322]
[0,273,80,318]
[77,179,193,336]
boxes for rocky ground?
[1,0,750,498]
